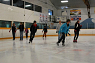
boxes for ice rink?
[0,36,95,63]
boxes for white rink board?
[0,29,95,38]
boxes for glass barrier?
[0,21,94,29]
[13,21,24,28]
[25,22,33,28]
[0,20,11,28]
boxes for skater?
[42,26,48,39]
[25,28,29,39]
[73,20,82,43]
[56,21,62,40]
[9,23,17,40]
[56,19,71,46]
[19,23,24,41]
[29,21,37,43]
[66,30,71,36]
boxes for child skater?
[73,20,82,43]
[25,28,29,39]
[56,19,71,46]
[9,23,17,40]
[42,26,47,40]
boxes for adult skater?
[73,20,82,43]
[29,21,37,43]
[19,23,24,41]
[56,19,71,46]
[9,23,17,40]
[56,21,62,40]
[42,26,48,39]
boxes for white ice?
[0,36,95,63]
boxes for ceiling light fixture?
[61,1,68,3]
[3,0,10,1]
[25,5,31,7]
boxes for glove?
[9,31,10,32]
[56,31,58,33]
[80,25,82,27]
[74,30,77,32]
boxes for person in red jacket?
[29,21,37,43]
[73,20,82,43]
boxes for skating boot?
[56,42,59,46]
[62,44,65,46]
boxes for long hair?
[75,20,79,24]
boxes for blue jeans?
[58,33,62,40]
[20,31,23,40]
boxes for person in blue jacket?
[56,19,71,46]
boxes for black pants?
[12,32,15,40]
[66,33,70,36]
[58,32,65,44]
[30,33,35,42]
[74,31,79,40]
[26,33,28,38]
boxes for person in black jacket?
[19,23,24,40]
[29,21,37,43]
[42,26,47,39]
[73,20,82,43]
[9,23,17,40]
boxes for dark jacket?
[74,23,81,31]
[43,28,47,32]
[30,24,37,34]
[25,29,29,33]
[12,26,16,32]
[19,25,24,31]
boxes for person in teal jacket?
[57,19,71,46]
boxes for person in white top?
[56,21,62,40]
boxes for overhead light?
[61,1,68,3]
[65,6,68,8]
[48,13,50,15]
[25,5,31,7]
[3,0,10,1]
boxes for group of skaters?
[9,19,82,46]
[56,19,82,46]
[9,21,47,43]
